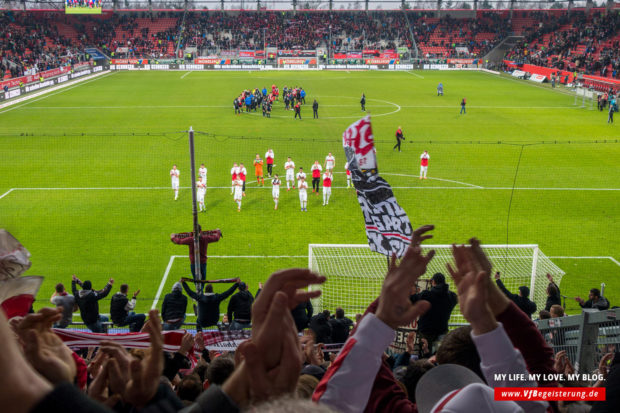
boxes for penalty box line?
[549,256,620,267]
[151,254,307,311]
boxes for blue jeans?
[163,315,186,331]
[230,320,251,331]
[460,105,466,114]
[86,315,109,333]
[118,312,146,332]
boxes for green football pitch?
[0,70,618,321]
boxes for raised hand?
[124,310,164,409]
[456,269,497,335]
[17,307,77,384]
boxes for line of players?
[233,85,308,118]
[230,151,352,212]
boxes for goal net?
[308,244,565,324]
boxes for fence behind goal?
[308,244,565,323]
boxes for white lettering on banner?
[57,75,69,83]
[284,65,310,70]
[93,66,103,73]
[25,80,54,92]
[180,64,203,70]
[7,89,21,98]
[150,65,170,70]
[394,64,414,70]
[70,70,91,79]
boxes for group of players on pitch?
[230,150,348,212]
[233,84,308,119]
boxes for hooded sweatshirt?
[227,290,254,323]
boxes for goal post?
[308,244,565,324]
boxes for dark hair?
[82,280,92,290]
[400,360,435,403]
[120,284,129,294]
[431,273,446,285]
[177,374,202,402]
[547,283,559,298]
[590,288,601,298]
[206,357,235,386]
[322,310,331,318]
[205,284,213,293]
[518,286,530,298]
[539,310,551,319]
[55,283,65,293]
[335,307,344,319]
[436,326,484,380]
[238,282,247,291]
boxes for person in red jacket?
[170,228,222,289]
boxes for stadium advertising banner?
[343,115,413,258]
[365,58,396,65]
[447,58,476,64]
[110,59,148,65]
[363,49,380,56]
[277,49,316,57]
[0,66,71,89]
[239,50,255,58]
[65,0,103,14]
[277,58,317,66]
[529,74,547,83]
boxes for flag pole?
[188,127,201,293]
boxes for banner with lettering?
[342,116,413,258]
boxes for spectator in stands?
[50,282,75,328]
[206,355,235,386]
[328,307,353,344]
[550,304,565,318]
[170,228,222,289]
[161,281,188,330]
[227,281,253,330]
[177,374,202,405]
[494,271,537,318]
[538,310,551,319]
[575,288,610,310]
[110,283,145,332]
[291,299,313,332]
[309,309,332,344]
[71,274,113,333]
[183,278,239,329]
[545,273,562,311]
[410,272,458,352]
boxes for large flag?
[0,230,42,318]
[343,115,413,258]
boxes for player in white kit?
[298,176,308,211]
[344,162,352,188]
[296,167,307,189]
[284,157,296,190]
[420,151,430,179]
[233,178,243,211]
[324,152,335,171]
[272,174,281,210]
[199,163,207,187]
[197,176,206,212]
[230,163,239,194]
[322,170,333,206]
[170,165,180,200]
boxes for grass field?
[1,69,618,321]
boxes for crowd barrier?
[536,308,620,375]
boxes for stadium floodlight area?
[309,244,565,323]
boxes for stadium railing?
[536,308,620,375]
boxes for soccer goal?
[308,244,565,324]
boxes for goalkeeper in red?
[171,227,222,291]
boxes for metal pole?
[189,127,201,291]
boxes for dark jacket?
[291,300,313,332]
[312,101,318,111]
[545,282,562,311]
[72,281,112,324]
[411,283,457,336]
[309,313,332,344]
[580,297,610,310]
[496,279,537,318]
[227,290,254,323]
[162,290,188,322]
[329,317,353,343]
[110,292,131,324]
[183,282,239,327]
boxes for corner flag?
[343,115,413,258]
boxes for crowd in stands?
[0,12,86,79]
[504,10,620,79]
[2,9,619,81]
[3,227,618,413]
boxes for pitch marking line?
[0,71,116,115]
[180,71,192,79]
[405,71,425,79]
[549,256,620,267]
[25,104,396,110]
[0,189,14,200]
[151,254,308,310]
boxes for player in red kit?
[322,170,333,206]
[420,151,430,179]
